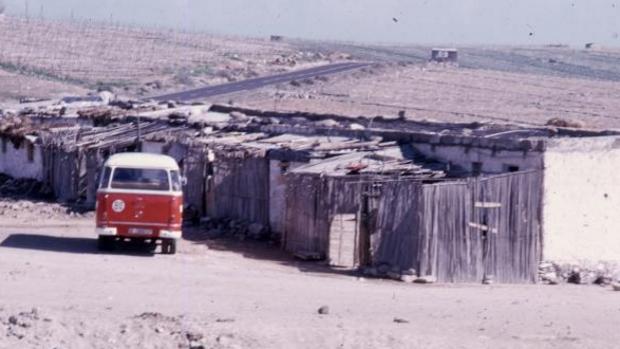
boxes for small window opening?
[280,161,290,174]
[472,162,483,176]
[504,164,520,172]
[27,143,35,163]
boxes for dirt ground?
[227,63,620,129]
[0,16,336,102]
[0,69,87,104]
[1,208,620,349]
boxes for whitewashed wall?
[0,137,44,180]
[141,141,166,155]
[141,141,185,163]
[411,143,544,173]
[543,136,620,262]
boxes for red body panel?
[96,191,183,238]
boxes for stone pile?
[199,217,274,242]
[0,308,47,341]
[361,263,422,283]
[539,261,619,286]
[0,174,53,200]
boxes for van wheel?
[147,240,158,253]
[98,236,115,251]
[161,239,176,255]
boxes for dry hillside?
[225,63,620,129]
[2,16,620,130]
[0,16,335,101]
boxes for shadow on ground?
[0,234,155,257]
[183,228,360,277]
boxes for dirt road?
[1,217,619,348]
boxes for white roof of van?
[104,153,180,170]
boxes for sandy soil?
[0,69,86,104]
[0,16,337,102]
[229,63,620,129]
[1,208,620,349]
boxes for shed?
[283,145,446,267]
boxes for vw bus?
[95,153,183,254]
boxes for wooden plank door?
[328,214,358,268]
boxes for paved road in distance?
[150,61,370,102]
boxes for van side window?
[170,170,182,192]
[99,167,112,189]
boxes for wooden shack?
[282,146,447,266]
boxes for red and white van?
[95,153,183,254]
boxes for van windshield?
[110,168,170,191]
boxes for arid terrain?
[2,14,620,349]
[230,62,620,129]
[0,16,339,101]
[0,204,619,349]
[2,16,620,129]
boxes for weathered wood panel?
[210,152,270,225]
[283,175,362,257]
[328,214,358,268]
[417,171,543,283]
[182,146,208,215]
[474,171,543,283]
[371,180,422,271]
[417,181,483,282]
[42,146,80,203]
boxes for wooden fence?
[207,150,271,225]
[371,171,543,283]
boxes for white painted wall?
[0,136,44,180]
[411,142,544,173]
[141,141,165,155]
[141,141,186,164]
[543,136,620,262]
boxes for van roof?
[104,153,180,170]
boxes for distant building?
[430,48,458,64]
[270,35,284,42]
